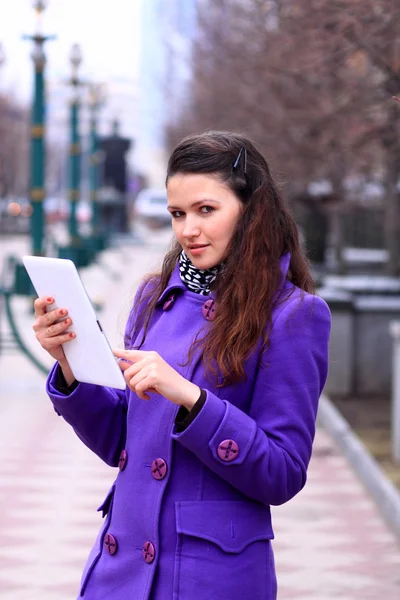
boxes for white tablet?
[23,255,126,390]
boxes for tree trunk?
[326,204,346,274]
[384,155,400,276]
[329,151,347,274]
[384,104,400,276]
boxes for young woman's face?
[167,173,243,269]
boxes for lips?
[188,244,209,250]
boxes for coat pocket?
[173,501,275,600]
[79,484,116,597]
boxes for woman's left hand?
[113,349,200,410]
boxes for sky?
[0,0,142,165]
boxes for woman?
[33,131,331,599]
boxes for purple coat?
[46,253,331,600]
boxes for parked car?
[133,188,171,228]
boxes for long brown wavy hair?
[134,131,314,385]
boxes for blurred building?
[136,0,197,187]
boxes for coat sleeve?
[172,293,331,506]
[45,279,151,467]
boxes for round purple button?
[104,533,118,555]
[143,541,155,564]
[202,299,216,321]
[217,439,239,462]
[118,449,128,471]
[151,458,168,480]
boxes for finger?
[123,367,154,401]
[41,331,76,349]
[127,370,148,393]
[44,307,68,326]
[33,308,69,332]
[118,359,146,377]
[113,348,150,361]
[118,358,134,370]
[34,296,55,317]
[44,318,72,338]
[131,376,151,401]
[134,379,156,401]
[127,367,152,391]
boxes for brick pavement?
[0,237,399,599]
[272,427,400,599]
[0,386,113,599]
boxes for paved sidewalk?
[272,428,400,598]
[0,237,399,599]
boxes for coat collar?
[156,252,291,305]
[156,265,188,306]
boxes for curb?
[317,393,400,538]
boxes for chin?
[191,257,220,270]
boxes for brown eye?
[200,206,214,214]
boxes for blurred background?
[0,1,400,598]
[0,1,399,266]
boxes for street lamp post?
[88,83,106,251]
[68,43,83,243]
[23,1,55,256]
[0,2,55,373]
[58,44,92,267]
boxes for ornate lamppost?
[88,82,107,252]
[67,43,83,244]
[0,2,55,373]
[58,44,91,266]
[23,1,55,256]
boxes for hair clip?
[233,147,247,174]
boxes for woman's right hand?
[33,296,76,384]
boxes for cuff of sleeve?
[174,389,207,433]
[47,362,84,417]
[172,389,226,453]
[172,390,257,467]
[56,364,78,395]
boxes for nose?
[182,216,201,239]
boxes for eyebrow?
[167,198,220,210]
